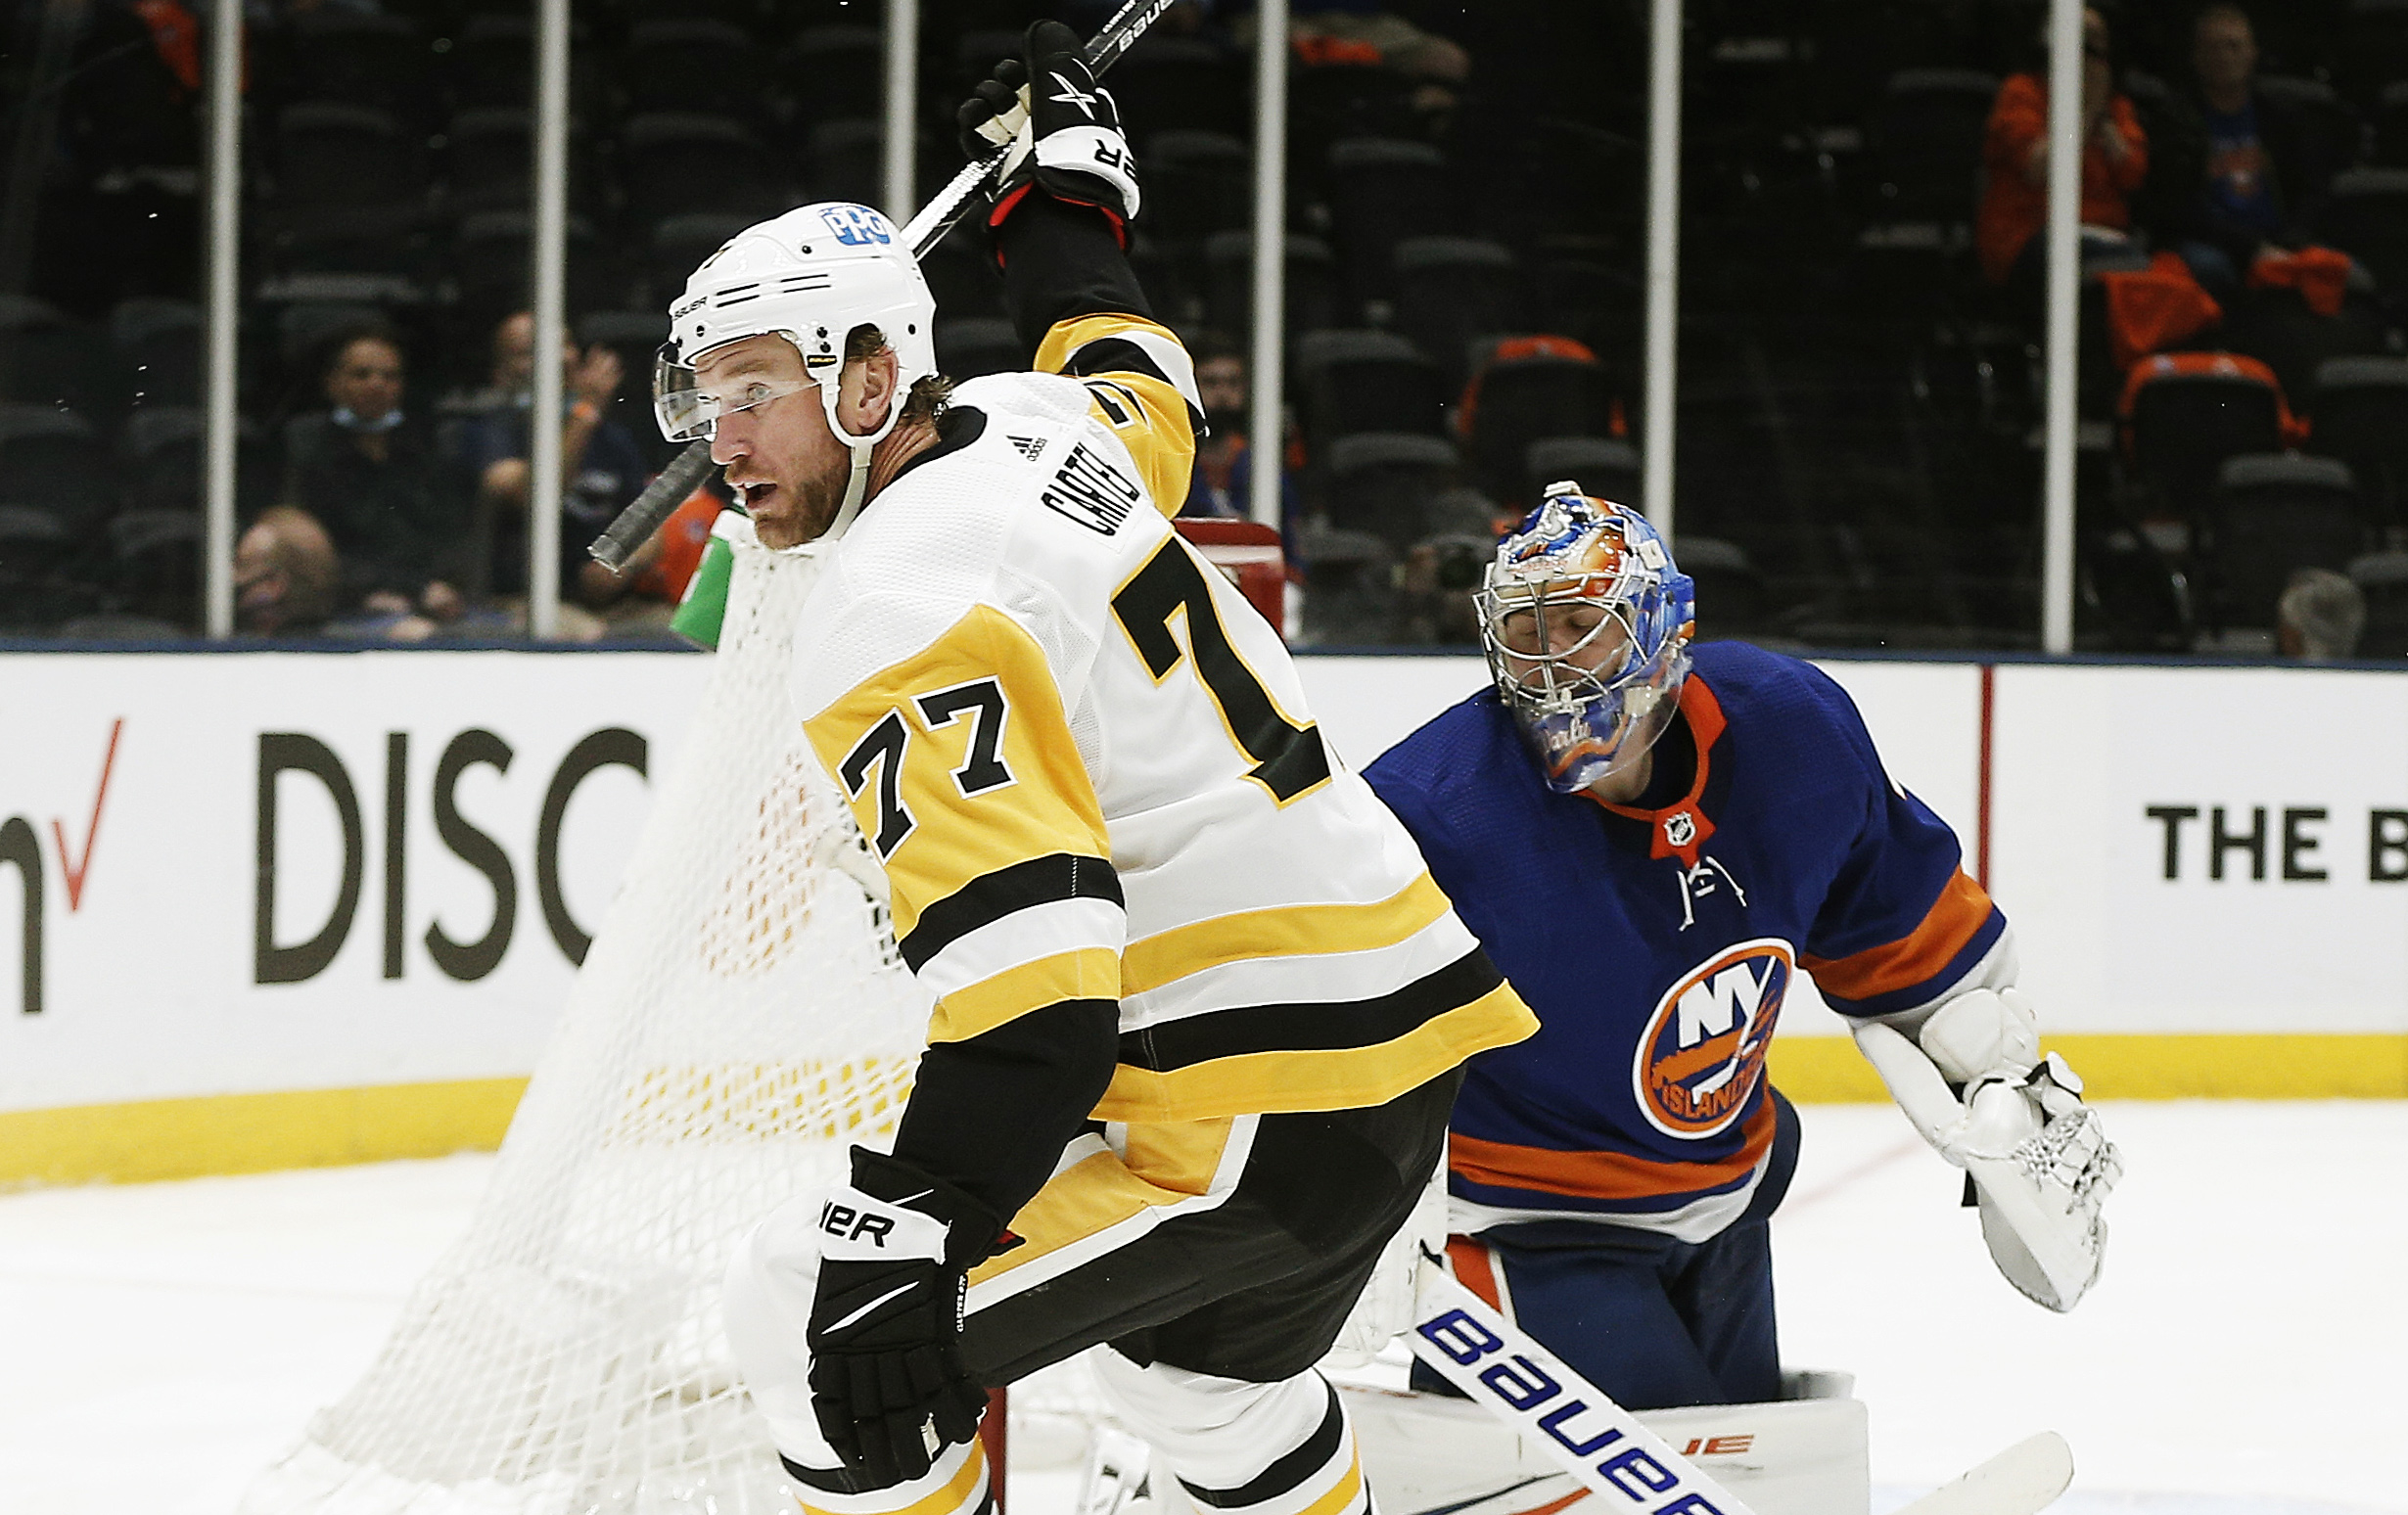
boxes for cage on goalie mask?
[1478,485,1695,795]
[654,203,939,449]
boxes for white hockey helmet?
[655,203,939,530]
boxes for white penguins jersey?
[790,313,1535,1125]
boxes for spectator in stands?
[2154,4,2314,299]
[1231,1,1470,126]
[234,507,339,636]
[2279,568,2365,660]
[1179,331,1298,524]
[1975,7,2150,300]
[281,325,472,630]
[446,310,661,616]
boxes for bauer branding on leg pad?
[1406,1257,1754,1515]
[1344,1380,1870,1515]
[1397,1253,2073,1515]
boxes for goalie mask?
[654,203,939,534]
[1478,485,1695,795]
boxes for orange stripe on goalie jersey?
[1446,1234,1504,1311]
[804,601,1118,969]
[1800,869,1996,1003]
[1032,312,1197,516]
[1447,1098,1778,1202]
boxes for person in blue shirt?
[1361,484,2123,1417]
[2157,4,2322,299]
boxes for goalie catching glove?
[1853,988,2123,1312]
[805,1148,1003,1485]
[958,20,1141,238]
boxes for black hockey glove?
[805,1147,1002,1486]
[956,19,1141,243]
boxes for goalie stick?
[1406,1254,2074,1515]
[589,0,1177,573]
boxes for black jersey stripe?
[1119,946,1505,1073]
[1179,1381,1346,1508]
[900,851,1127,973]
[1066,337,1208,436]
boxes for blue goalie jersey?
[1364,641,2013,1242]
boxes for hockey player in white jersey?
[655,23,1538,1515]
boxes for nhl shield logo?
[1664,810,1697,849]
[1631,938,1792,1138]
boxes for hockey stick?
[590,0,1176,572]
[1406,1255,2074,1515]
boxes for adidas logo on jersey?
[1007,434,1047,462]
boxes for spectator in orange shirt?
[1975,7,2149,298]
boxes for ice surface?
[1,1103,2399,1515]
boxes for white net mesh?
[239,545,933,1515]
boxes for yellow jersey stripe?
[802,1438,988,1515]
[805,604,1113,945]
[931,946,1124,1044]
[967,1116,1238,1285]
[1034,312,1198,517]
[1121,872,1455,997]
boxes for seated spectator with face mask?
[443,309,659,615]
[281,324,473,629]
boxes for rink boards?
[2,647,2402,1182]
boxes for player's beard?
[743,446,853,550]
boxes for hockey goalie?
[1343,489,2124,1515]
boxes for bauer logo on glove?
[957,20,1142,241]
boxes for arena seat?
[622,21,764,118]
[0,404,111,541]
[109,298,203,412]
[2121,353,2292,522]
[2308,355,2408,529]
[1457,338,1613,498]
[790,27,885,121]
[1325,432,1460,550]
[621,114,781,226]
[1291,329,1448,455]
[2207,453,2365,627]
[1106,37,1249,143]
[1325,139,1452,312]
[1393,238,1526,390]
[2348,548,2408,655]
[0,297,122,420]
[272,105,427,215]
[1145,131,1253,245]
[1523,436,1641,511]
[2317,168,2408,308]
[1870,69,1998,227]
[1204,232,1340,338]
[2335,0,2408,110]
[282,12,432,124]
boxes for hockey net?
[239,542,996,1515]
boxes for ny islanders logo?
[1632,939,1792,1138]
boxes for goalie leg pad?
[1091,1352,1370,1515]
[1342,1383,1869,1515]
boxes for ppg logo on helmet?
[819,206,893,247]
